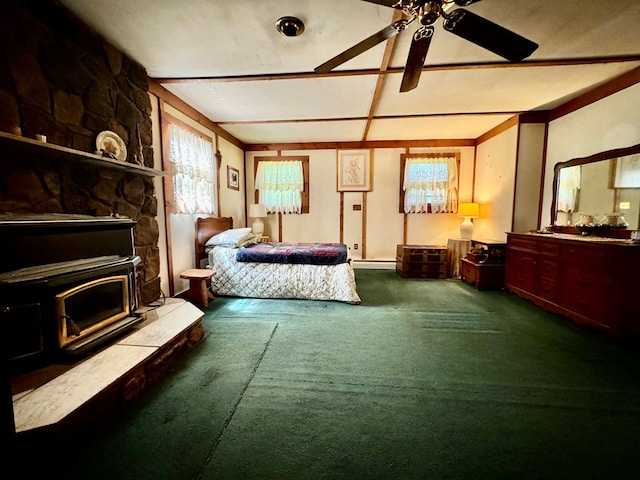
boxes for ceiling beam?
[152,55,640,85]
[362,8,404,142]
[219,111,521,126]
[548,65,640,121]
[245,139,476,152]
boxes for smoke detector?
[276,16,305,37]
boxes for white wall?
[541,83,640,226]
[218,136,245,227]
[474,126,519,242]
[514,123,546,232]
[246,145,476,261]
[366,148,405,260]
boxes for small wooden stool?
[180,268,215,308]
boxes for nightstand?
[459,239,506,290]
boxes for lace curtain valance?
[403,154,458,213]
[169,124,216,214]
[255,160,303,213]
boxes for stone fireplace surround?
[0,0,162,304]
[0,1,217,440]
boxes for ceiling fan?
[314,0,538,92]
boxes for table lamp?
[458,202,479,239]
[249,203,267,237]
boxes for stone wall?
[0,0,160,303]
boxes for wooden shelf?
[0,132,167,177]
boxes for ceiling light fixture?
[276,16,304,37]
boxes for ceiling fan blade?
[361,0,400,7]
[452,0,482,6]
[400,26,434,92]
[315,21,406,74]
[443,9,538,62]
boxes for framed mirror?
[551,143,640,231]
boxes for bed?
[195,216,361,304]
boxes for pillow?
[205,227,253,247]
[236,233,258,248]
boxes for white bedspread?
[207,246,361,304]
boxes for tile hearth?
[11,298,204,434]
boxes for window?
[254,156,309,214]
[168,123,217,214]
[399,153,459,213]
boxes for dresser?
[505,232,640,341]
[396,245,447,278]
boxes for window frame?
[398,152,461,214]
[254,155,310,214]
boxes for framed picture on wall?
[227,166,239,191]
[612,154,640,188]
[337,150,371,191]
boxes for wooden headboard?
[195,216,233,267]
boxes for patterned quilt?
[207,246,361,304]
[236,242,348,265]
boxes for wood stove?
[0,214,143,375]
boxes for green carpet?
[25,270,640,479]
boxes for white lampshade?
[458,202,479,239]
[249,204,267,236]
[249,203,267,218]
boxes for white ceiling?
[57,0,640,145]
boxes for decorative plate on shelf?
[96,130,127,162]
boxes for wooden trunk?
[396,245,447,278]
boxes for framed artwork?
[612,154,640,188]
[337,150,371,192]
[227,166,239,191]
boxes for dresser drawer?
[508,236,538,252]
[460,258,478,281]
[537,277,557,302]
[560,266,611,324]
[563,294,608,326]
[505,251,537,292]
[560,243,612,272]
[461,259,504,289]
[538,258,558,278]
[538,241,560,257]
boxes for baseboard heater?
[352,260,395,270]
